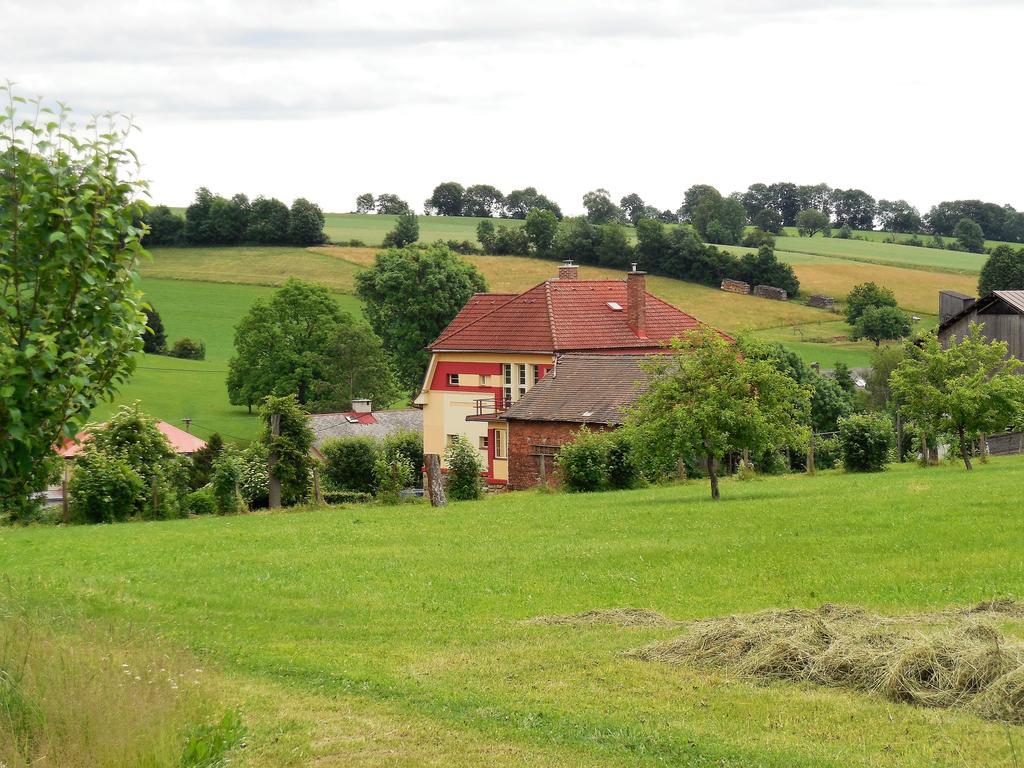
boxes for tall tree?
[227,279,398,412]
[844,282,898,325]
[462,184,504,217]
[627,328,810,499]
[183,187,217,244]
[582,189,621,224]
[288,198,326,245]
[852,305,912,346]
[382,210,419,247]
[619,193,647,226]
[502,187,563,219]
[355,193,375,214]
[374,193,410,215]
[876,199,922,233]
[424,182,465,216]
[1,89,148,514]
[247,196,291,244]
[524,208,559,257]
[355,244,487,391]
[259,395,316,506]
[954,217,985,253]
[978,245,1024,294]
[796,208,829,237]
[891,324,1024,469]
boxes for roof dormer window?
[607,301,623,311]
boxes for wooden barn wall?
[940,313,1024,362]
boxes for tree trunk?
[707,454,720,500]
[268,413,282,508]
[424,454,447,507]
[958,426,973,471]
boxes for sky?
[6,0,1023,215]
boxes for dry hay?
[528,608,678,629]
[630,601,1024,723]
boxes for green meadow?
[5,459,1024,766]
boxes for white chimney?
[351,398,372,414]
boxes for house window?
[446,434,459,447]
[447,373,460,386]
[503,363,513,406]
[517,364,527,399]
[479,435,489,450]
[480,374,490,386]
[493,430,504,458]
[532,364,540,385]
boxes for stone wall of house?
[506,421,615,490]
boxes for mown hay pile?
[630,601,1024,722]
[528,608,678,628]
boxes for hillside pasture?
[4,459,1024,766]
[324,212,524,246]
[775,234,988,273]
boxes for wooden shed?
[937,290,1024,361]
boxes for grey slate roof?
[501,354,652,426]
[309,409,422,447]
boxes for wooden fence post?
[62,461,70,524]
[268,413,281,509]
[424,454,446,507]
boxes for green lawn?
[5,458,1024,766]
[324,212,524,245]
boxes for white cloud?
[6,0,1023,213]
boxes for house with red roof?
[414,261,727,485]
[56,421,207,459]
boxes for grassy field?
[774,234,988,273]
[5,458,1024,766]
[323,212,524,245]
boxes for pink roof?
[431,279,727,353]
[55,421,207,458]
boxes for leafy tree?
[288,198,326,245]
[890,323,1024,469]
[740,183,772,222]
[356,193,375,214]
[678,184,720,222]
[444,435,483,500]
[183,186,216,244]
[1,90,148,513]
[831,361,856,397]
[141,204,185,246]
[142,305,167,354]
[373,452,413,504]
[556,427,607,492]
[355,244,487,391]
[490,224,530,256]
[210,451,244,514]
[979,244,1024,294]
[582,189,621,225]
[844,282,898,325]
[865,344,905,410]
[739,245,799,296]
[876,199,922,233]
[227,279,398,411]
[838,414,893,472]
[463,184,504,217]
[619,193,647,226]
[424,182,465,216]
[207,193,250,244]
[627,328,810,499]
[503,187,562,219]
[69,450,143,524]
[954,217,985,253]
[852,305,912,346]
[259,394,316,505]
[768,182,803,226]
[752,208,783,234]
[321,437,380,493]
[524,208,559,257]
[796,208,829,237]
[595,224,634,268]
[374,193,410,215]
[694,195,746,245]
[476,219,496,252]
[831,188,876,230]
[382,430,424,486]
[382,210,419,248]
[190,432,225,490]
[246,196,290,244]
[551,216,600,266]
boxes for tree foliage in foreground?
[0,89,148,514]
[259,395,316,506]
[890,324,1024,470]
[227,279,399,413]
[355,244,487,391]
[626,328,810,499]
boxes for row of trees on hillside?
[143,188,327,246]
[419,182,564,219]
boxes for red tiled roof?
[434,293,518,343]
[55,422,207,458]
[430,280,725,352]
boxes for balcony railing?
[473,395,508,417]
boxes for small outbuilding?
[500,354,651,490]
[937,290,1024,360]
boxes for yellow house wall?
[419,351,554,469]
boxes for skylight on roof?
[607,301,623,311]
[582,411,594,417]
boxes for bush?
[835,224,854,239]
[444,436,483,501]
[741,228,775,249]
[210,454,244,514]
[373,454,413,504]
[321,437,380,493]
[68,450,143,523]
[556,428,607,492]
[383,431,424,485]
[322,490,373,505]
[604,431,641,490]
[142,305,166,354]
[238,443,269,508]
[838,413,894,472]
[168,337,206,360]
[183,486,216,516]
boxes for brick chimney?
[626,263,647,338]
[351,398,372,414]
[558,260,578,280]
